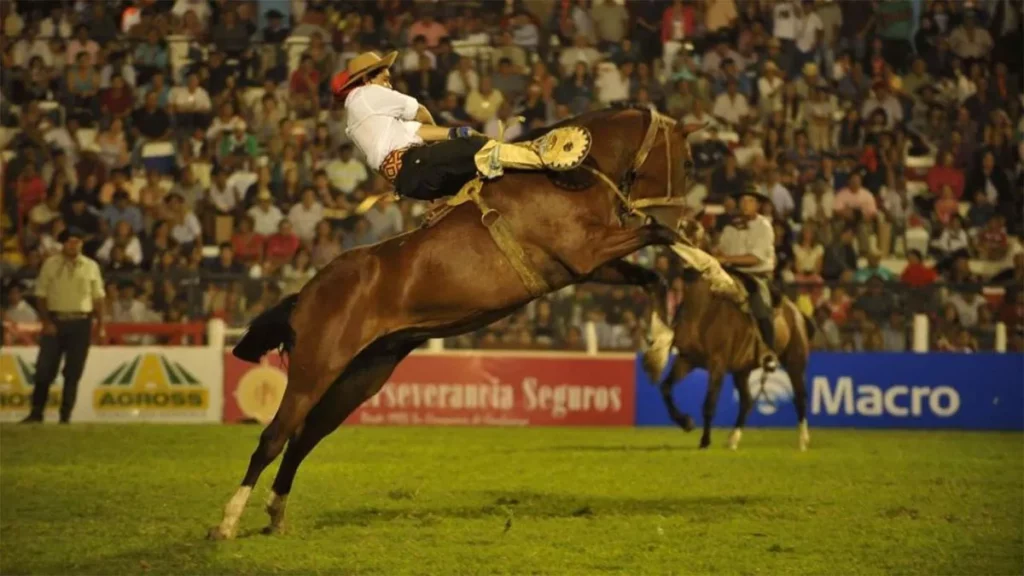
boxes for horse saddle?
[474,126,593,180]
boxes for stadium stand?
[1,0,1021,353]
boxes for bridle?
[582,107,693,217]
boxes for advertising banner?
[0,347,223,423]
[223,352,636,426]
[635,353,1024,430]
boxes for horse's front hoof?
[207,525,236,541]
[682,415,695,432]
[699,438,711,450]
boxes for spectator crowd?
[1,0,1022,352]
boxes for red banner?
[223,353,635,426]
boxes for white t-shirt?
[773,2,799,40]
[344,84,424,170]
[170,86,212,112]
[712,92,749,125]
[796,12,824,53]
[248,205,284,236]
[288,202,324,243]
[325,158,369,195]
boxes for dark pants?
[395,136,488,201]
[735,273,775,351]
[31,318,92,421]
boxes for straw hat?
[331,51,399,97]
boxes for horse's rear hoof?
[682,415,695,432]
[699,439,711,450]
[261,524,285,536]
[207,525,236,541]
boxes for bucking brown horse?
[642,219,815,451]
[209,106,699,539]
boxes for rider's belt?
[379,146,412,184]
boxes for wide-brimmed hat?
[331,51,398,97]
[735,183,771,203]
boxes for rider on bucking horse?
[331,51,589,202]
[714,184,779,373]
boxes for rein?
[582,107,690,217]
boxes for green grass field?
[1,425,1021,575]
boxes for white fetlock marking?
[217,486,253,535]
[799,421,811,452]
[727,428,742,450]
[266,492,288,528]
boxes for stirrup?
[761,354,779,373]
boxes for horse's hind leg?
[264,344,415,534]
[659,357,694,431]
[727,369,753,451]
[208,387,318,540]
[790,365,810,451]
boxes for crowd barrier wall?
[2,347,1020,429]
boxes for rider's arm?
[415,105,436,125]
[416,124,453,141]
[718,219,775,267]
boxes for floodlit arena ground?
[1,426,1021,575]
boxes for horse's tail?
[233,294,300,363]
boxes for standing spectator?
[591,0,629,50]
[22,229,104,424]
[407,11,448,48]
[660,0,696,70]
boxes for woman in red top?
[16,164,47,225]
[900,249,938,287]
[926,150,964,198]
[231,215,265,265]
[264,219,300,264]
[661,0,696,44]
[289,55,321,115]
[101,75,135,120]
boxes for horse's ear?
[677,122,707,138]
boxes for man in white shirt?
[287,188,324,244]
[247,189,284,235]
[332,51,589,201]
[712,80,750,126]
[445,58,479,97]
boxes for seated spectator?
[491,57,527,103]
[248,188,284,236]
[763,168,795,220]
[708,154,747,204]
[802,179,835,229]
[265,219,300,265]
[206,102,239,144]
[965,150,1012,208]
[930,215,971,261]
[833,172,878,241]
[975,214,1009,261]
[2,282,38,323]
[465,76,504,124]
[325,143,369,198]
[812,305,841,350]
[712,79,750,127]
[855,276,896,324]
[446,58,479,98]
[96,220,143,266]
[948,288,986,329]
[101,75,134,121]
[853,252,896,282]
[288,188,324,245]
[96,118,131,171]
[559,35,601,76]
[882,310,909,352]
[900,249,938,287]
[595,60,631,105]
[207,242,246,276]
[165,192,202,249]
[932,185,959,227]
[555,62,596,115]
[280,248,317,295]
[992,253,1024,286]
[101,190,144,234]
[821,226,858,281]
[793,224,824,276]
[926,150,965,198]
[218,120,259,159]
[311,220,343,269]
[231,215,264,266]
[170,72,213,132]
[947,253,981,285]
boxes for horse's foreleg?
[791,367,810,451]
[586,259,672,376]
[728,369,754,450]
[659,357,694,431]
[577,223,677,275]
[264,343,415,534]
[700,365,727,449]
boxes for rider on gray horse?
[713,185,779,372]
